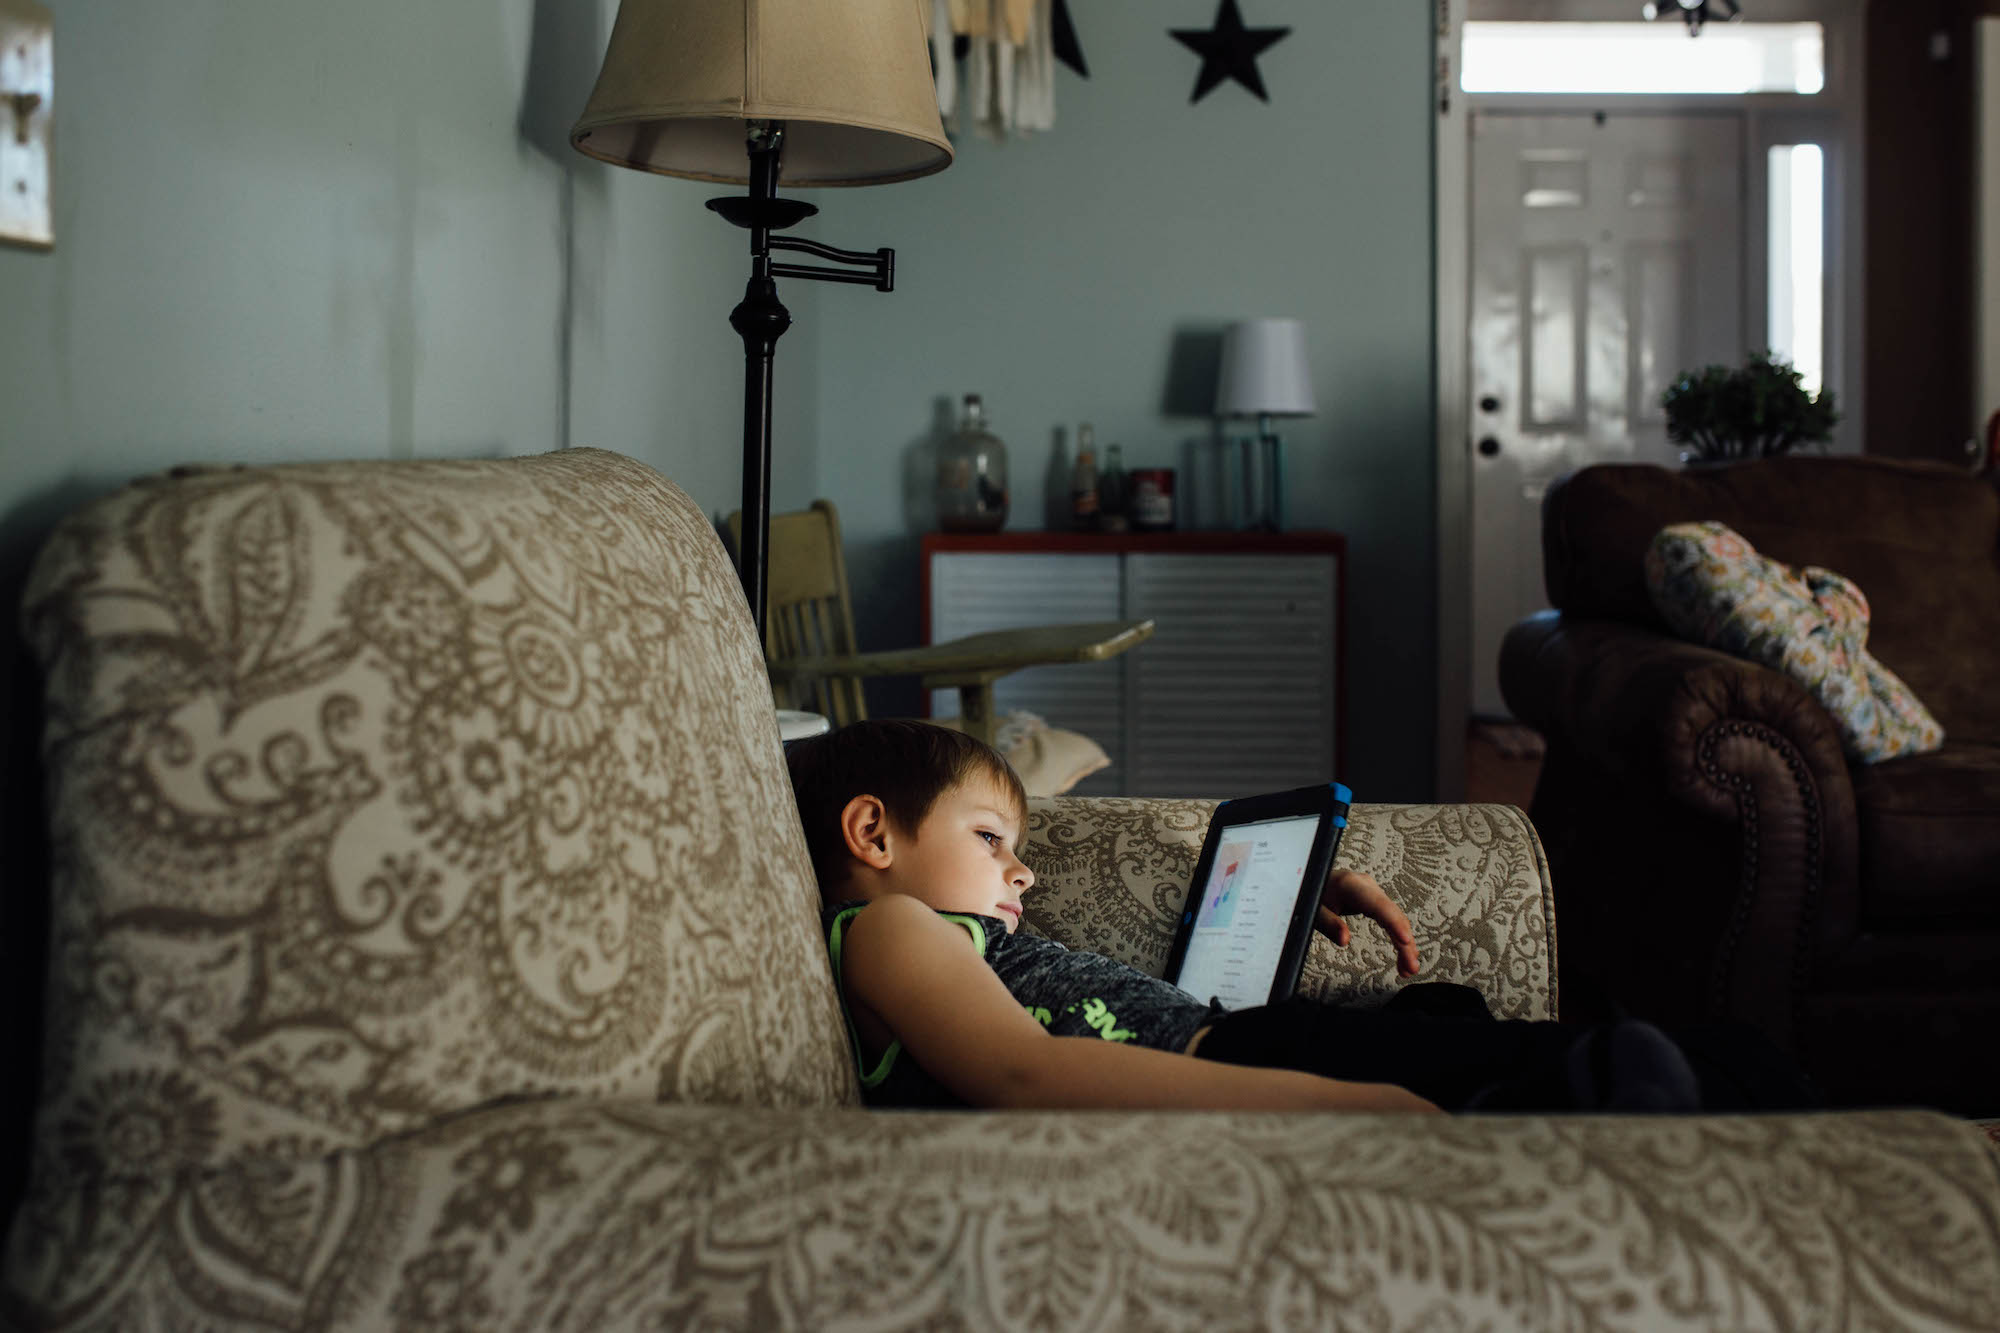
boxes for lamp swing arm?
[769,237,895,292]
[707,122,896,291]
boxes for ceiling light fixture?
[1642,0,1742,36]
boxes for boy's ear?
[839,794,896,870]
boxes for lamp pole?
[708,122,895,639]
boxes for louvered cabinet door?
[1122,553,1338,798]
[928,553,1127,795]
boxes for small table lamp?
[570,0,952,636]
[1216,318,1316,531]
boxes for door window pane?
[1463,22,1825,95]
[1527,248,1586,429]
[1632,242,1692,424]
[1767,144,1825,396]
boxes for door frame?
[1432,0,1868,799]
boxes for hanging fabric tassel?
[931,0,957,120]
[1014,0,1055,132]
[990,1,1017,139]
[1001,0,1034,45]
[933,0,1058,140]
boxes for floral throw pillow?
[1644,521,1944,764]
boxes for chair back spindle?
[729,500,869,726]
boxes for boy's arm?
[841,895,1437,1113]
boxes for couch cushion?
[11,1100,2000,1332]
[1022,798,1558,1021]
[1543,457,2000,743]
[17,449,858,1188]
[1852,743,2000,925]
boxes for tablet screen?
[1170,812,1324,1010]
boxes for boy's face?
[873,775,1034,932]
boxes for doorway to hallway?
[1433,0,1866,794]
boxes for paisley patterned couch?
[3,449,1997,1332]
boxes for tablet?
[1160,783,1352,1011]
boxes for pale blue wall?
[0,0,820,576]
[813,1,1438,799]
[1,0,1436,798]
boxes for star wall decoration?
[1053,0,1088,78]
[1171,0,1291,104]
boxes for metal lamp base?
[1235,419,1287,532]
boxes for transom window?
[1461,21,1825,95]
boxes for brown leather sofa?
[1501,456,2000,1113]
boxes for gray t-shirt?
[824,900,1215,1108]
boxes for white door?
[1467,111,1745,718]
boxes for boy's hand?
[1316,869,1421,978]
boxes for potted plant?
[1661,351,1839,463]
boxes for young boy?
[787,719,1727,1115]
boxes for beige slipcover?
[4,448,1996,1332]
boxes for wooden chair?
[727,500,1151,749]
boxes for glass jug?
[936,393,1010,532]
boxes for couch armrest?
[1022,797,1557,1020]
[1499,612,1855,809]
[16,1100,1997,1329]
[1499,611,1862,1037]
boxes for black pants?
[1192,985,1820,1112]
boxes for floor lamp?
[570,0,953,637]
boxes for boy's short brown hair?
[785,719,1027,897]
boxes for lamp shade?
[1215,318,1317,417]
[571,0,953,187]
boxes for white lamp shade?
[1215,318,1317,417]
[571,0,953,187]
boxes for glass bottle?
[1097,443,1129,532]
[1070,423,1100,530]
[935,393,1010,532]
